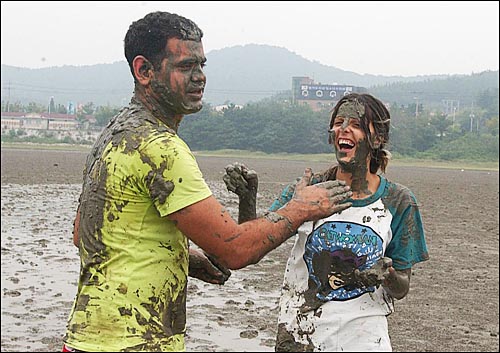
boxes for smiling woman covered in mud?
[274,94,429,352]
[62,11,353,353]
[224,93,430,352]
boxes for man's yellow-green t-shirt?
[64,103,212,351]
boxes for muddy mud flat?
[1,148,498,351]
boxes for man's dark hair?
[124,11,203,78]
[329,93,392,173]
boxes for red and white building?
[1,112,95,132]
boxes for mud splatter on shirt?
[271,174,428,351]
[64,99,212,352]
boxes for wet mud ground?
[1,147,499,352]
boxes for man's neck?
[133,89,183,132]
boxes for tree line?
[2,87,498,161]
[180,88,498,161]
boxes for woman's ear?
[132,56,153,86]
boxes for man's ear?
[132,56,153,86]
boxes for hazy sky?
[1,1,498,76]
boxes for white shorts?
[313,314,392,352]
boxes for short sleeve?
[269,184,295,211]
[141,134,212,217]
[385,190,429,270]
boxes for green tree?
[476,88,499,117]
[26,102,45,113]
[76,102,96,127]
[57,104,68,114]
[80,102,95,115]
[1,100,23,112]
[178,97,498,161]
[48,96,56,114]
[426,133,499,160]
[484,116,499,136]
[429,114,453,139]
[95,106,120,127]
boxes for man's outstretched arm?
[169,168,352,270]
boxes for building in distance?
[292,76,367,111]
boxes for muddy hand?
[354,257,393,288]
[204,251,232,279]
[292,168,352,221]
[223,162,258,198]
[188,249,231,285]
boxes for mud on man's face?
[151,38,206,115]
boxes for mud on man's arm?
[73,200,231,285]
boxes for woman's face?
[330,102,376,167]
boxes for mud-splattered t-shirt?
[270,175,428,351]
[64,102,212,352]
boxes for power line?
[1,84,131,94]
[1,82,284,96]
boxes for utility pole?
[48,96,54,115]
[414,97,419,118]
[6,81,11,112]
[442,99,460,122]
[469,101,475,133]
[443,99,452,115]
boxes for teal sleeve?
[269,184,295,211]
[268,176,323,211]
[386,192,429,270]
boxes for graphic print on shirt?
[303,221,384,301]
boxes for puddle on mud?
[1,182,292,352]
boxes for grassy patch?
[389,158,498,171]
[1,142,91,152]
[193,149,499,171]
[2,143,497,171]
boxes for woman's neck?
[336,163,380,199]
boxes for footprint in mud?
[240,329,259,339]
[260,338,275,347]
[4,290,21,297]
[8,277,20,284]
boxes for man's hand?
[223,162,258,198]
[288,168,352,222]
[188,248,231,284]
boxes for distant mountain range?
[1,44,498,107]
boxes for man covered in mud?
[62,11,353,352]
[225,93,429,351]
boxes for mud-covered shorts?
[62,344,85,352]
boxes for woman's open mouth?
[337,138,355,153]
